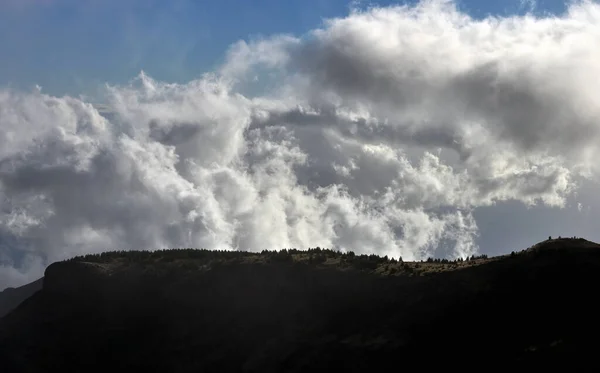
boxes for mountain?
[0,278,43,318]
[1,238,600,371]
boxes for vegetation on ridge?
[68,246,494,277]
[1,237,599,372]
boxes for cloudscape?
[2,0,600,289]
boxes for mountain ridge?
[1,237,599,371]
[0,278,43,318]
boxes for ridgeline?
[1,237,599,371]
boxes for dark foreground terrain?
[1,238,600,371]
[0,278,42,318]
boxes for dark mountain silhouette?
[1,237,599,371]
[0,278,42,318]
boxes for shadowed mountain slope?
[1,238,599,371]
[0,278,43,318]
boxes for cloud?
[0,253,45,291]
[3,0,600,289]
[519,0,537,13]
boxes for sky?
[1,0,600,289]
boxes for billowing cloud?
[2,0,600,289]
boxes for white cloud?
[3,0,600,288]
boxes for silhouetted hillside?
[0,278,42,318]
[1,238,599,371]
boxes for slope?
[0,278,43,318]
[0,238,599,372]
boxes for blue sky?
[0,0,570,97]
[3,0,600,288]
